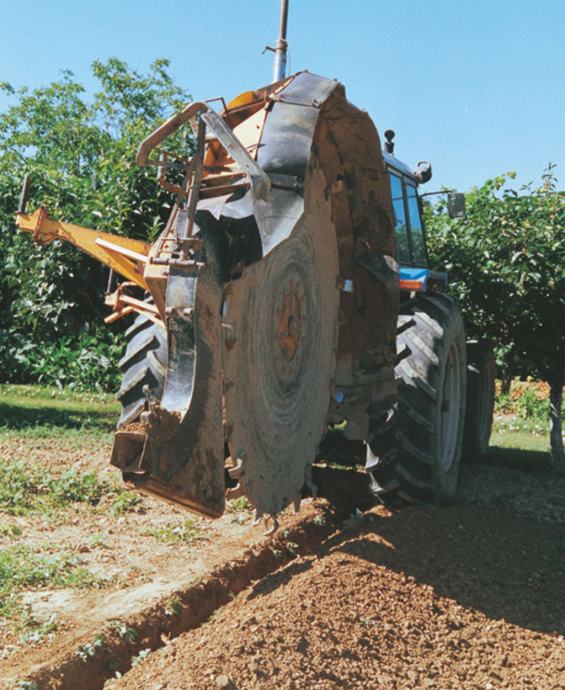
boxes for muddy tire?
[116,312,167,428]
[367,292,467,504]
[463,340,495,461]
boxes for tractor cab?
[384,150,430,269]
[382,129,463,292]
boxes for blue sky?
[1,0,563,192]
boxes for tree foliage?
[0,58,191,389]
[426,167,565,471]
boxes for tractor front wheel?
[367,292,467,504]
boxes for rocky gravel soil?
[111,457,565,690]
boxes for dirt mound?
[112,504,564,690]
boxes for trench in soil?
[12,466,375,690]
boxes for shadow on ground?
[486,445,553,472]
[252,451,564,636]
[341,504,564,636]
[0,401,116,432]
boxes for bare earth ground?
[0,431,258,684]
[111,454,565,690]
[1,384,564,689]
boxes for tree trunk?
[501,376,512,396]
[548,369,564,475]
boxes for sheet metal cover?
[135,259,225,518]
[257,72,340,179]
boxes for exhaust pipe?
[272,0,289,82]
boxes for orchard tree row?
[0,60,562,469]
[426,168,564,472]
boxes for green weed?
[50,471,107,505]
[109,619,138,643]
[0,463,105,515]
[144,518,203,545]
[0,463,43,516]
[0,544,108,630]
[230,496,253,512]
[89,532,106,548]
[0,545,104,593]
[0,522,23,537]
[131,648,152,667]
[110,490,144,515]
[0,462,144,517]
[75,634,105,661]
[164,594,182,617]
[19,613,59,645]
[285,541,299,557]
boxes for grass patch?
[491,417,549,453]
[486,416,552,473]
[489,379,561,462]
[0,384,118,435]
[0,522,24,538]
[0,461,144,517]
[0,545,103,591]
[0,544,108,630]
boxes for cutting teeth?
[264,514,279,536]
[226,483,245,500]
[227,456,244,480]
[293,495,301,514]
[305,465,318,498]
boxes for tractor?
[15,0,494,525]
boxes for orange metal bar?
[16,207,150,291]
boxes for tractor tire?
[463,340,495,461]
[367,292,467,504]
[116,312,167,429]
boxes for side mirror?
[447,192,466,219]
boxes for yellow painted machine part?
[16,208,150,291]
[226,90,259,110]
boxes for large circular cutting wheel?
[223,209,339,518]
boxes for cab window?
[388,172,410,264]
[406,183,427,265]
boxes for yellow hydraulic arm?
[15,206,150,292]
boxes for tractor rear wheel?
[116,312,167,429]
[367,292,467,504]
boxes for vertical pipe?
[18,173,31,213]
[273,0,289,82]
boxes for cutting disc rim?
[223,191,339,517]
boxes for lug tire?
[463,340,495,461]
[368,292,467,504]
[116,311,167,429]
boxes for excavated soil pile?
[113,504,564,690]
